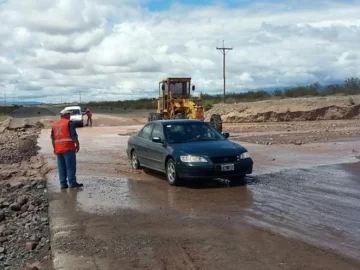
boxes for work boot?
[60,184,68,189]
[69,183,83,188]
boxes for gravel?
[0,123,51,269]
[0,179,51,269]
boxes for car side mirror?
[152,136,162,143]
[192,85,195,91]
[161,84,165,91]
[222,132,230,138]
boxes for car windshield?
[164,122,226,144]
[67,109,81,115]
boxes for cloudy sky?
[0,0,360,103]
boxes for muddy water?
[38,126,360,269]
[245,164,360,259]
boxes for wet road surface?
[38,126,360,269]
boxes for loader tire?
[175,113,185,119]
[152,113,163,120]
[148,112,155,122]
[148,113,162,122]
[210,114,222,133]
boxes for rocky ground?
[0,180,51,270]
[0,120,51,270]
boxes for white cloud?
[0,0,360,103]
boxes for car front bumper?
[176,158,253,179]
[71,120,83,127]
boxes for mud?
[39,126,360,270]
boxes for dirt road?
[38,126,360,270]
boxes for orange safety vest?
[52,118,76,154]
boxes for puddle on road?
[47,170,253,218]
[244,163,360,260]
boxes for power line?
[216,40,233,103]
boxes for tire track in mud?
[154,243,198,270]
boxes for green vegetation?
[85,98,156,111]
[82,77,360,111]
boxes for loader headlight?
[180,155,208,163]
[238,152,250,160]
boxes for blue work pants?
[56,150,77,186]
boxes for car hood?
[171,140,247,157]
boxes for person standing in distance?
[51,109,83,189]
[84,107,92,127]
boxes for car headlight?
[180,155,208,163]
[238,152,250,159]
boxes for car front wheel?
[229,175,246,186]
[166,158,181,186]
[131,150,140,170]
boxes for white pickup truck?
[63,105,84,127]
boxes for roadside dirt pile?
[205,95,360,123]
[0,126,47,181]
[224,120,360,146]
[0,128,41,165]
[0,120,50,269]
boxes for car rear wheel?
[131,150,140,170]
[166,158,180,186]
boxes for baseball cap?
[60,109,71,115]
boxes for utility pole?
[216,40,233,103]
[79,92,82,104]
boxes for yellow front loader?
[148,77,222,132]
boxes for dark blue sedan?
[126,119,253,185]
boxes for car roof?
[150,119,206,125]
[64,106,81,110]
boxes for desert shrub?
[82,77,360,110]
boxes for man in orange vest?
[51,109,83,189]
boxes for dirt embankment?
[205,95,360,123]
[0,117,51,269]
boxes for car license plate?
[221,164,234,171]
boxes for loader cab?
[158,77,196,115]
[159,77,195,98]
